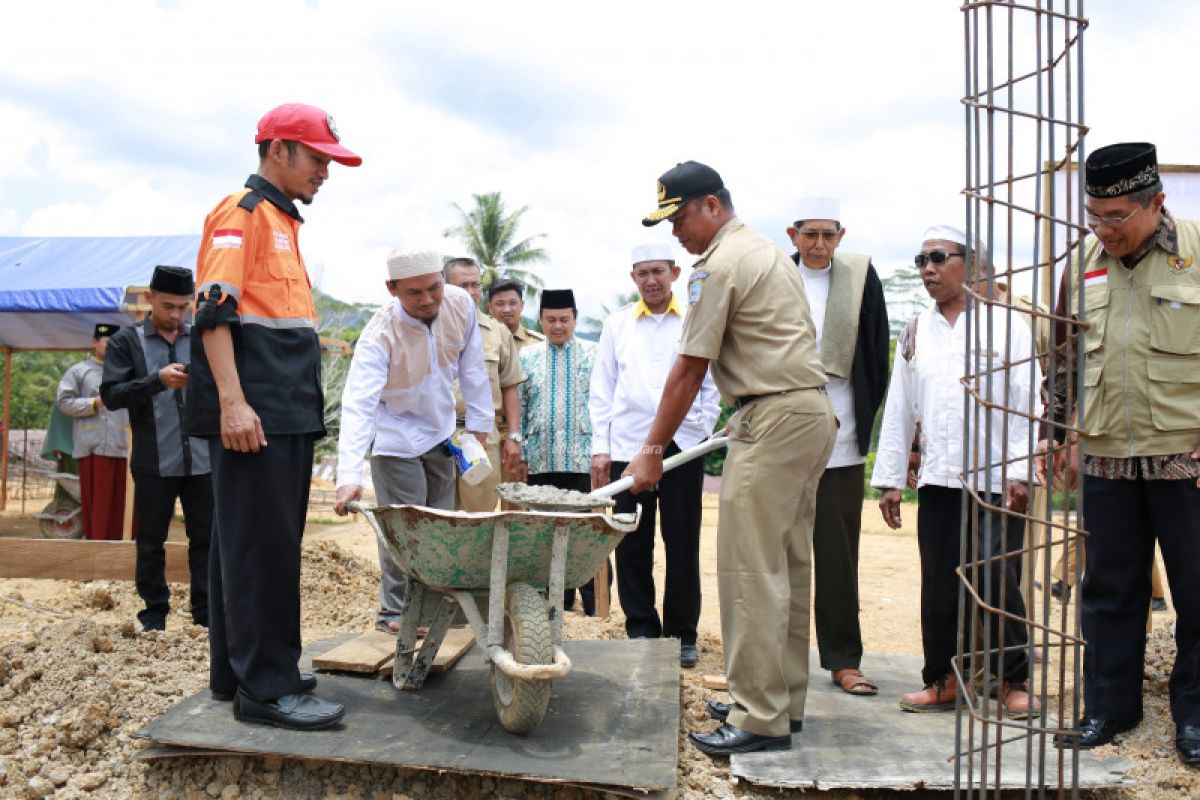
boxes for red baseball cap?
[255,103,362,167]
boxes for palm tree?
[444,192,548,297]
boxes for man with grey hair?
[443,257,527,510]
[334,248,493,631]
[786,196,890,696]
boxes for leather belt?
[455,417,467,428]
[733,387,824,410]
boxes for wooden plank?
[311,630,396,674]
[701,674,727,691]
[0,538,189,582]
[379,626,476,678]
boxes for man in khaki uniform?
[1035,142,1200,764]
[487,279,545,352]
[444,258,526,509]
[626,161,835,757]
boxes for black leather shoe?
[689,723,790,757]
[1177,725,1200,765]
[705,700,802,733]
[212,673,318,702]
[1050,581,1071,602]
[233,689,344,730]
[680,645,699,668]
[1152,596,1169,612]
[1057,716,1141,749]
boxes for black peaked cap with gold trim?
[643,161,725,227]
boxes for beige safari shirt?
[511,324,545,352]
[456,314,526,440]
[678,218,826,403]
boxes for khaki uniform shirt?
[455,314,526,442]
[1071,219,1200,461]
[511,324,545,352]
[678,218,826,402]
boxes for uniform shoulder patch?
[687,269,710,306]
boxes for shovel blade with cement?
[497,436,728,511]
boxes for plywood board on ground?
[137,638,679,795]
[379,626,475,677]
[701,674,727,690]
[312,630,396,673]
[0,538,189,582]
[730,650,1132,792]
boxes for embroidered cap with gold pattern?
[642,161,725,227]
[93,323,120,340]
[1085,142,1159,199]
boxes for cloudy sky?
[2,1,1197,317]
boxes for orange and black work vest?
[184,174,325,438]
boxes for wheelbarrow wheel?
[38,500,83,540]
[491,582,552,734]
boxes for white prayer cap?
[386,245,443,281]
[922,225,967,246]
[631,243,675,265]
[794,195,841,223]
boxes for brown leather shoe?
[899,674,958,712]
[1001,681,1041,720]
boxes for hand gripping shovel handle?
[589,436,728,501]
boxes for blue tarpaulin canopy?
[0,235,200,351]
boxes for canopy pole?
[1,345,11,512]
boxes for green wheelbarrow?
[348,502,639,734]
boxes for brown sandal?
[832,668,879,696]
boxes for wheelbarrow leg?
[392,581,425,686]
[395,595,456,690]
[487,519,511,647]
[546,523,569,645]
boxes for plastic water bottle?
[448,431,493,486]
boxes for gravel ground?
[0,536,1196,799]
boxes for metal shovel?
[496,435,728,511]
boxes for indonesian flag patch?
[212,229,243,250]
[1084,266,1107,287]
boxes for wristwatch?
[504,432,523,444]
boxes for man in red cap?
[186,103,360,730]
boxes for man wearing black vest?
[102,265,212,632]
[787,197,889,696]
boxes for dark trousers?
[133,472,212,627]
[812,463,865,671]
[917,485,1028,687]
[208,434,313,702]
[611,441,703,645]
[528,471,610,616]
[1082,475,1200,726]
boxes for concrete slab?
[728,650,1134,792]
[136,637,679,796]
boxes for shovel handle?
[590,436,728,500]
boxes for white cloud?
[0,0,1196,321]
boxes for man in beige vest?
[627,161,835,756]
[1036,142,1200,764]
[787,196,890,696]
[444,257,527,509]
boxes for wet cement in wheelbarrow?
[137,635,679,796]
[495,481,615,511]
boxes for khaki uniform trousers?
[455,429,501,512]
[719,389,835,738]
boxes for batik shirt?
[518,337,595,475]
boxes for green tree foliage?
[4,350,81,432]
[881,265,927,336]
[444,192,548,297]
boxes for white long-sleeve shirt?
[871,304,1041,495]
[337,285,492,487]
[589,296,721,461]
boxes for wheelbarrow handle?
[590,435,728,500]
[346,500,364,514]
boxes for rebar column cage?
[958,1,1089,796]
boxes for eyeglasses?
[1085,205,1142,229]
[797,229,840,242]
[914,250,965,268]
